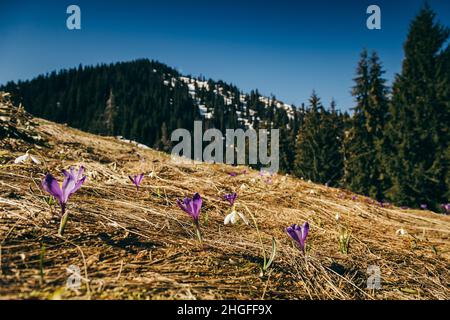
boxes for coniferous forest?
[2,5,449,212]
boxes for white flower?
[396,228,408,236]
[14,151,41,165]
[148,171,155,178]
[224,210,249,225]
[239,183,248,190]
[335,213,340,222]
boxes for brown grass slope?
[0,92,449,300]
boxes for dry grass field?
[0,92,449,300]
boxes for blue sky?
[1,0,449,110]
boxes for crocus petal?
[286,225,300,243]
[70,176,86,196]
[137,173,144,185]
[191,193,202,219]
[301,222,310,243]
[42,174,63,203]
[224,193,237,206]
[61,171,77,203]
[293,224,305,249]
[75,166,85,181]
[176,199,190,215]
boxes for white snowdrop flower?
[396,228,408,236]
[148,171,156,178]
[239,183,248,190]
[307,179,312,184]
[29,154,41,164]
[14,151,41,165]
[224,210,249,225]
[335,213,341,222]
[14,154,29,164]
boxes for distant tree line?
[2,5,448,211]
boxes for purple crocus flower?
[229,172,238,177]
[420,204,427,210]
[41,166,86,235]
[223,192,237,206]
[177,193,202,223]
[177,193,203,243]
[441,204,450,214]
[129,173,144,191]
[286,222,309,253]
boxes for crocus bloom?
[223,193,237,206]
[286,222,309,253]
[229,172,237,177]
[177,193,202,222]
[129,173,144,191]
[441,204,450,214]
[177,193,203,242]
[41,166,86,235]
[420,204,427,210]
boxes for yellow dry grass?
[0,96,449,300]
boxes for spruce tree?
[294,92,344,184]
[383,4,449,209]
[344,49,389,199]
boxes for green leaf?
[264,237,277,271]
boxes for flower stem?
[194,220,203,244]
[243,205,267,272]
[58,206,69,236]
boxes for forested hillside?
[2,5,448,212]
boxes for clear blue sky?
[1,0,449,110]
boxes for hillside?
[1,59,299,146]
[0,92,449,300]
